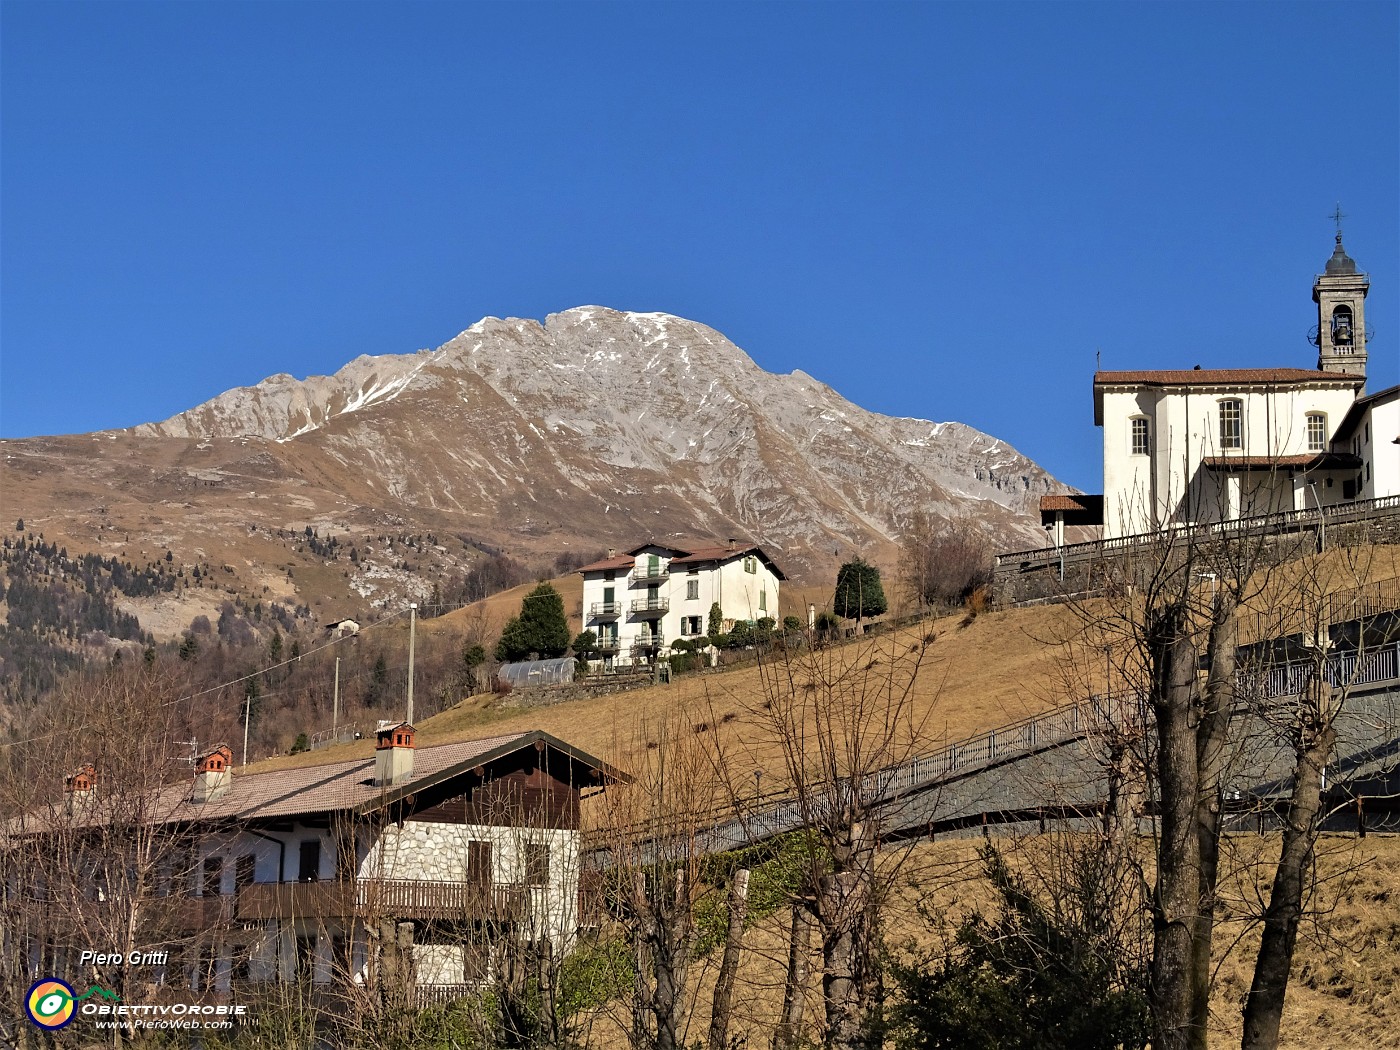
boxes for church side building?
[1052,231,1397,540]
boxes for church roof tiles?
[1094,368,1364,388]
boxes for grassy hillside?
[572,834,1400,1050]
[252,595,1091,784]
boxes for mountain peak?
[86,306,1065,581]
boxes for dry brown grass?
[248,595,1094,778]
[578,833,1400,1050]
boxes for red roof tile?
[14,731,623,833]
[1040,494,1093,512]
[668,545,788,580]
[575,554,636,573]
[1201,453,1362,470]
[1094,368,1364,388]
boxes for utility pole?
[407,602,418,724]
[332,656,340,740]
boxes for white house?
[12,726,622,1004]
[1048,231,1398,540]
[577,540,786,668]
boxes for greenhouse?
[495,656,576,689]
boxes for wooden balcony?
[590,601,623,619]
[235,880,529,922]
[629,597,669,617]
[236,881,355,921]
[359,880,527,921]
[169,893,234,928]
[70,891,233,931]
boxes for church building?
[1047,229,1398,542]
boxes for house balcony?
[596,635,621,653]
[629,597,669,617]
[629,565,669,585]
[590,601,623,619]
[169,894,235,928]
[631,633,664,653]
[85,891,233,931]
[234,879,529,923]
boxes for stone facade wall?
[363,821,580,943]
[501,674,656,707]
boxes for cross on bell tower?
[1312,206,1369,388]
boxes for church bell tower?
[1312,212,1369,386]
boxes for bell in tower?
[1312,208,1369,388]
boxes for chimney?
[727,537,738,551]
[607,548,616,558]
[64,762,98,815]
[374,721,416,787]
[192,745,233,804]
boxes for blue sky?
[2,2,1396,492]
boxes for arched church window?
[1130,417,1150,455]
[1306,413,1327,453]
[1331,305,1354,344]
[1218,400,1243,450]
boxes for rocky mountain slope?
[3,307,1064,637]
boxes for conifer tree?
[833,557,887,631]
[495,582,570,661]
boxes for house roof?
[574,553,636,573]
[12,730,625,835]
[1092,368,1365,425]
[1201,453,1363,472]
[577,540,788,580]
[668,544,788,580]
[1038,493,1104,527]
[1040,494,1094,512]
[1093,368,1365,388]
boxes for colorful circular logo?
[26,978,76,1030]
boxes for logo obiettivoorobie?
[25,978,77,1030]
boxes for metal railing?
[997,493,1400,572]
[1243,641,1400,701]
[630,566,669,584]
[685,641,1400,850]
[630,597,669,616]
[590,601,623,618]
[309,724,360,751]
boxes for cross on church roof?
[1331,202,1347,237]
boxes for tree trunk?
[631,870,655,1050]
[536,937,557,1048]
[818,818,877,1050]
[775,903,811,1050]
[1191,591,1237,1036]
[1149,601,1206,1050]
[632,924,652,1050]
[709,868,751,1050]
[1240,677,1336,1050]
[651,869,692,1050]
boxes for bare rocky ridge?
[4,307,1065,633]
